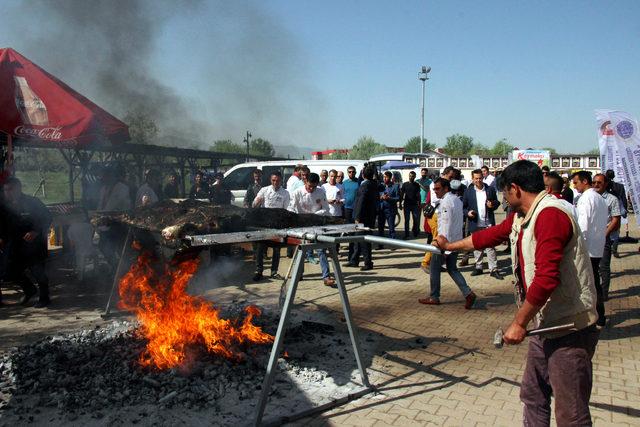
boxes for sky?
[2,0,640,154]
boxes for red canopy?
[0,48,129,147]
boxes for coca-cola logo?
[14,125,63,140]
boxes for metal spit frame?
[186,225,443,426]
[103,224,444,426]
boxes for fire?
[118,253,274,369]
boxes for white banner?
[596,111,626,186]
[595,110,638,223]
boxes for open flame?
[118,253,274,369]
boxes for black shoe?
[490,270,504,280]
[270,273,284,280]
[20,289,37,306]
[470,269,483,276]
[34,298,50,308]
[343,262,357,268]
[377,245,384,250]
[360,264,373,271]
[252,272,264,282]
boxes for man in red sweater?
[435,160,599,426]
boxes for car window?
[225,167,253,191]
[282,166,295,188]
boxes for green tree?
[442,134,475,156]
[209,139,243,153]
[123,110,158,144]
[586,148,599,155]
[327,150,349,160]
[348,135,387,160]
[541,147,558,155]
[249,138,275,157]
[404,136,435,153]
[491,138,514,156]
[472,143,490,156]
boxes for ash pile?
[0,308,371,426]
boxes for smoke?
[5,0,327,148]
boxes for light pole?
[418,66,431,154]
[244,131,252,161]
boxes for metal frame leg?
[328,246,371,387]
[254,248,306,426]
[103,228,132,316]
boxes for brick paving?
[260,218,640,426]
[1,214,639,426]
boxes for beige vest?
[510,191,598,336]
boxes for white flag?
[596,110,639,223]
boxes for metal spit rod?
[288,231,445,255]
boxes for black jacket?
[354,179,379,227]
[399,181,421,207]
[463,184,499,233]
[6,194,52,263]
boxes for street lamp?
[243,131,252,161]
[418,66,431,154]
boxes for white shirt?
[252,185,290,209]
[437,192,463,242]
[286,175,301,192]
[322,183,344,217]
[429,181,440,207]
[474,186,488,228]
[483,174,495,188]
[576,187,609,258]
[135,183,159,208]
[289,186,330,215]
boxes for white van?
[224,160,366,207]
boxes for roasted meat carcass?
[93,199,344,241]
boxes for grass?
[14,170,81,205]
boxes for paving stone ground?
[1,213,639,426]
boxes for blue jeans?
[305,249,330,279]
[429,252,472,299]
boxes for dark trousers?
[255,244,281,275]
[345,208,356,260]
[590,257,606,326]
[520,325,599,426]
[18,261,49,301]
[98,225,128,269]
[599,238,613,301]
[403,204,420,237]
[349,239,372,268]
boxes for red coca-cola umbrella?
[0,47,129,150]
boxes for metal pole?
[420,78,425,154]
[254,248,305,426]
[328,246,371,387]
[103,228,133,317]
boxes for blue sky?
[3,1,640,153]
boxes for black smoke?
[4,0,327,148]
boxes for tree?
[327,150,349,160]
[123,110,158,144]
[442,134,475,156]
[586,148,600,155]
[491,138,514,156]
[541,147,558,155]
[249,138,275,157]
[348,136,387,160]
[404,136,435,153]
[209,139,243,153]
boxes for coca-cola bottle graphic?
[14,76,49,126]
